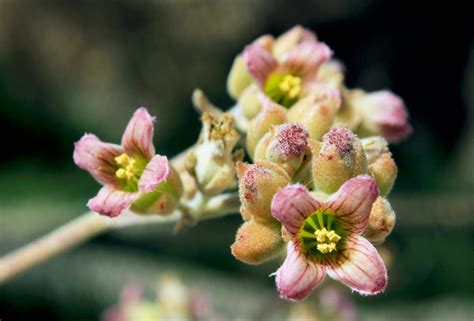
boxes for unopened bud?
[352,90,412,143]
[237,161,290,223]
[231,220,284,265]
[238,84,262,120]
[316,60,345,88]
[312,126,367,193]
[227,55,253,99]
[369,152,397,196]
[287,84,341,140]
[363,197,396,245]
[246,98,287,157]
[254,123,309,176]
[361,136,389,164]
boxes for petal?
[73,133,123,187]
[87,186,138,217]
[243,43,278,87]
[326,235,387,295]
[275,242,326,301]
[121,107,156,159]
[325,175,379,235]
[138,155,170,193]
[280,42,332,81]
[271,184,321,237]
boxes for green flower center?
[298,210,347,259]
[114,153,146,192]
[264,73,302,108]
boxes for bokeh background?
[1,0,473,320]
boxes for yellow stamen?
[114,154,130,166]
[314,227,341,254]
[115,153,140,182]
[116,168,127,179]
[278,75,302,99]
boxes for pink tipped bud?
[353,90,412,143]
[312,126,367,193]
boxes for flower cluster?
[228,26,409,300]
[73,25,411,302]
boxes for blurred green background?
[0,0,473,320]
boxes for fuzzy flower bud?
[246,98,287,158]
[254,123,309,177]
[227,55,253,99]
[316,60,345,88]
[312,126,367,194]
[237,161,291,223]
[352,90,412,143]
[238,83,262,120]
[361,136,389,164]
[187,112,240,195]
[361,137,398,196]
[231,220,284,265]
[287,84,341,140]
[232,161,291,265]
[363,197,396,245]
[369,152,397,196]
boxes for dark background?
[1,1,473,320]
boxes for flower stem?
[0,192,240,284]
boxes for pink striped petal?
[325,175,379,235]
[271,184,321,237]
[73,134,123,187]
[243,43,278,87]
[280,42,332,81]
[138,155,170,193]
[87,186,138,217]
[121,107,156,160]
[275,242,326,301]
[326,235,387,295]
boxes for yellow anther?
[279,81,291,92]
[314,227,341,254]
[116,168,127,179]
[115,153,130,166]
[288,86,301,99]
[327,230,341,243]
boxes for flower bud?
[237,161,290,224]
[254,123,309,177]
[363,197,396,245]
[316,59,345,88]
[231,220,284,265]
[352,90,412,143]
[238,83,262,120]
[361,136,389,164]
[131,166,184,215]
[246,98,287,157]
[312,126,367,194]
[369,152,397,196]
[335,88,363,130]
[188,112,240,195]
[227,55,253,99]
[287,84,341,140]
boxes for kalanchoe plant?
[0,25,412,307]
[74,107,183,217]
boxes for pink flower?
[354,90,412,143]
[74,107,179,217]
[271,175,387,301]
[243,40,332,108]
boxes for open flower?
[244,39,332,108]
[74,107,183,217]
[271,175,386,301]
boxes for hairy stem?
[0,189,239,284]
